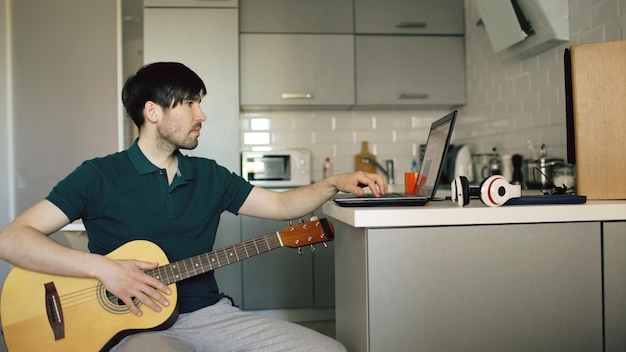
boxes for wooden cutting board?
[354,141,377,173]
[569,40,626,199]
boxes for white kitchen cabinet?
[604,221,626,352]
[240,34,355,109]
[356,36,466,107]
[144,0,237,7]
[240,0,352,33]
[144,7,243,303]
[355,0,464,35]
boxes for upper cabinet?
[144,0,237,7]
[354,0,464,35]
[240,34,355,108]
[239,0,466,109]
[354,0,466,107]
[240,0,353,33]
[239,0,355,109]
[356,36,465,107]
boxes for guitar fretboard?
[146,233,282,285]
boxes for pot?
[524,157,564,189]
[523,144,564,189]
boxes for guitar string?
[56,228,320,311]
[53,234,285,311]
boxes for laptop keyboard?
[382,192,406,198]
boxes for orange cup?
[404,172,427,194]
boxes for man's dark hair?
[122,62,207,128]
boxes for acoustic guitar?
[0,218,334,351]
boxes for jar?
[552,163,576,189]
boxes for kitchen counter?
[323,198,626,228]
[323,199,626,352]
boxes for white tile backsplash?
[240,0,626,182]
[240,110,449,181]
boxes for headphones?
[450,175,522,207]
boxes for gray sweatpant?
[110,298,346,352]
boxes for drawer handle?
[395,22,427,29]
[282,93,314,100]
[398,93,429,100]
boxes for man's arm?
[238,171,387,220]
[0,200,171,317]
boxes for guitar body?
[0,240,178,352]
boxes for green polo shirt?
[46,140,254,313]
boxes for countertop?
[322,196,626,228]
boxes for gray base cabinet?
[334,221,603,352]
[604,221,626,351]
[240,210,335,310]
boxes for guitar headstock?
[278,218,335,248]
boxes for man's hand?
[333,171,388,197]
[98,258,172,317]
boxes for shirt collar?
[128,139,193,181]
[128,139,158,175]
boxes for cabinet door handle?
[398,93,429,100]
[395,22,427,29]
[282,93,314,100]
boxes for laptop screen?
[416,110,457,198]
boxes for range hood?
[476,0,569,60]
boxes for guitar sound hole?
[97,282,140,314]
[106,291,136,307]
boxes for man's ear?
[144,101,162,124]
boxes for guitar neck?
[146,233,282,285]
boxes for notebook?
[334,110,457,207]
[504,194,586,205]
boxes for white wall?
[11,0,120,213]
[241,0,626,181]
[0,0,121,295]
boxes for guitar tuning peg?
[322,242,328,248]
[310,216,319,221]
[310,245,316,252]
[297,247,303,255]
[299,219,305,223]
[288,221,293,227]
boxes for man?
[0,62,386,351]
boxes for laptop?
[334,110,457,207]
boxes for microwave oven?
[241,149,312,188]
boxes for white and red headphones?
[450,175,522,207]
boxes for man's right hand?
[97,258,172,317]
